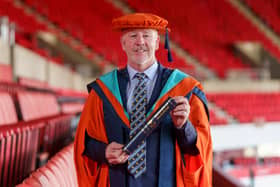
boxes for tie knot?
[134,72,147,81]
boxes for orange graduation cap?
[112,13,173,62]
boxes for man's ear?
[120,36,126,51]
[155,34,160,50]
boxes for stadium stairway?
[208,101,237,125]
[228,0,280,52]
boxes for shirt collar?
[127,62,158,81]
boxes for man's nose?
[135,34,145,45]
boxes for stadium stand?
[0,58,84,186]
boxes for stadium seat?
[0,92,18,125]
[0,64,13,82]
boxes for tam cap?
[112,13,169,33]
[112,13,173,62]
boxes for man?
[74,13,212,187]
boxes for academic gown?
[74,65,212,187]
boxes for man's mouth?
[133,48,147,53]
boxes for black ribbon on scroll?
[123,97,177,154]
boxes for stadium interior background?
[0,0,280,186]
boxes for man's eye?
[130,34,137,37]
[143,35,149,38]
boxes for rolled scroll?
[123,97,177,154]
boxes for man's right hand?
[105,142,129,165]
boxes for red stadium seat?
[0,64,13,82]
[0,92,18,125]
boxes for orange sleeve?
[183,93,212,187]
[74,90,109,187]
[189,94,211,161]
[175,90,212,187]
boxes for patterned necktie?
[128,72,147,178]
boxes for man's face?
[121,29,160,68]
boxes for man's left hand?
[170,96,190,128]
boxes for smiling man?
[121,29,159,71]
[74,13,212,187]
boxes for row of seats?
[0,0,47,35]
[227,164,280,179]
[233,157,258,166]
[25,0,126,65]
[17,143,78,187]
[17,91,60,121]
[61,103,84,115]
[0,0,48,59]
[233,156,280,167]
[18,77,49,89]
[0,121,43,186]
[0,1,68,65]
[263,156,280,165]
[207,92,280,123]
[16,89,74,154]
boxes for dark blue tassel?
[164,29,169,50]
[167,50,173,62]
[164,28,173,62]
